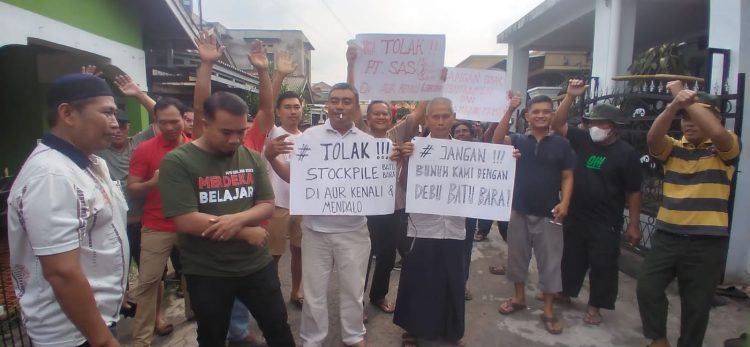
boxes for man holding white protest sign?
[394,96,518,346]
[493,94,575,335]
[267,83,397,347]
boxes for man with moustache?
[7,74,127,347]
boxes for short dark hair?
[366,100,389,114]
[47,98,96,128]
[276,91,303,110]
[182,106,194,113]
[527,95,553,109]
[204,91,248,120]
[154,97,185,118]
[450,121,474,137]
[329,82,359,103]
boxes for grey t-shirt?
[97,126,156,218]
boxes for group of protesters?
[6,28,741,347]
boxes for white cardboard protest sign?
[290,138,396,216]
[406,137,516,221]
[353,33,445,101]
[442,67,508,122]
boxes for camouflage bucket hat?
[582,104,625,124]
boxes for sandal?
[489,265,506,275]
[371,299,395,313]
[497,299,526,315]
[402,332,418,347]
[540,314,562,334]
[473,234,486,242]
[290,297,304,309]
[583,311,603,325]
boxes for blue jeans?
[227,299,252,341]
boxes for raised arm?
[272,50,298,109]
[551,79,587,137]
[345,45,369,132]
[248,40,274,135]
[679,90,735,152]
[492,92,521,145]
[647,81,689,156]
[192,30,225,140]
[113,74,156,119]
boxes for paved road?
[117,225,748,346]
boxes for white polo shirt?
[299,120,371,233]
[7,134,129,346]
[266,126,302,209]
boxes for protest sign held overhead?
[290,138,397,216]
[406,137,516,221]
[442,67,508,122]
[353,33,445,100]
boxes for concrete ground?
[117,225,749,347]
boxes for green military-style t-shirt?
[159,143,274,277]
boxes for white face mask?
[589,126,611,142]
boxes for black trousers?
[561,217,620,309]
[636,231,728,347]
[367,209,407,303]
[126,222,142,268]
[185,263,295,347]
[394,238,465,342]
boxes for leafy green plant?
[628,43,687,75]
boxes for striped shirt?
[651,132,740,236]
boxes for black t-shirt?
[511,133,576,218]
[566,127,642,228]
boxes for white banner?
[442,67,508,122]
[406,137,516,221]
[353,33,445,100]
[290,138,396,215]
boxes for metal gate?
[1,174,31,346]
[568,72,746,254]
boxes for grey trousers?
[506,210,564,293]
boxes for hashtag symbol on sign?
[419,144,433,158]
[296,144,311,161]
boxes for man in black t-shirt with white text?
[550,80,643,326]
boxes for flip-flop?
[540,314,562,334]
[371,299,395,313]
[497,299,526,315]
[716,286,749,299]
[583,311,602,325]
[489,265,506,275]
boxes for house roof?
[224,29,315,50]
[455,55,507,69]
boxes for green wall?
[2,0,143,49]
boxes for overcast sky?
[201,0,544,85]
